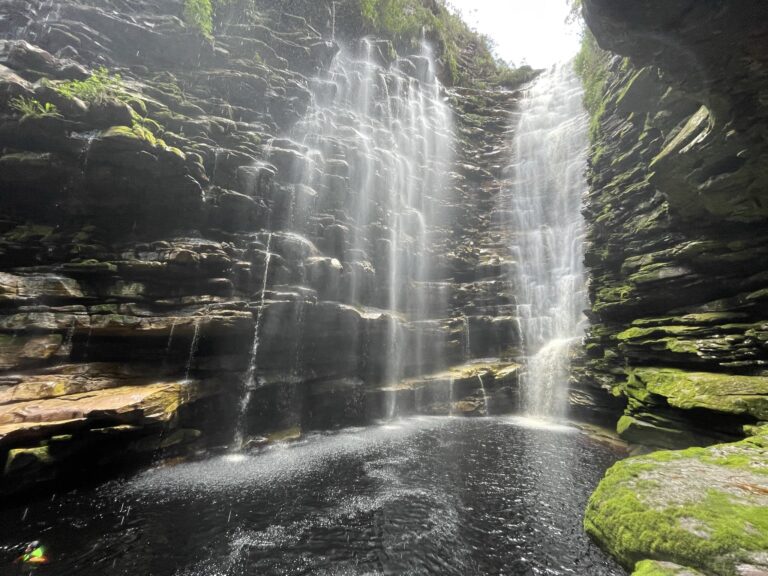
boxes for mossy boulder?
[630,369,768,421]
[632,560,706,576]
[585,433,768,575]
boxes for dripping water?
[62,315,77,354]
[184,319,201,382]
[234,233,273,449]
[462,315,471,360]
[166,319,178,355]
[476,374,489,415]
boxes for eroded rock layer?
[0,0,532,493]
[580,0,768,451]
[580,1,768,573]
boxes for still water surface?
[0,417,626,575]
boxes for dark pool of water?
[0,417,626,576]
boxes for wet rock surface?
[578,6,768,451]
[579,1,768,573]
[0,0,541,494]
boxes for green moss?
[632,560,705,576]
[629,262,685,284]
[102,125,141,140]
[586,445,768,574]
[4,446,53,474]
[62,260,118,273]
[102,122,182,156]
[616,415,636,436]
[632,313,749,328]
[617,326,702,341]
[594,284,637,315]
[631,368,768,420]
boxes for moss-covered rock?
[632,560,706,576]
[630,369,768,421]
[585,433,768,575]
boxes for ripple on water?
[0,417,626,576]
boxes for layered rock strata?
[0,0,532,493]
[580,1,768,573]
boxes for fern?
[9,96,61,119]
[56,67,125,103]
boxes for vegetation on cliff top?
[188,0,536,88]
[571,0,610,139]
[353,0,536,87]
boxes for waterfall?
[272,39,453,416]
[234,234,272,449]
[476,374,489,415]
[184,319,201,383]
[507,63,589,419]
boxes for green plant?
[495,65,537,89]
[184,0,213,36]
[346,0,526,87]
[574,30,610,139]
[55,67,125,104]
[9,96,61,119]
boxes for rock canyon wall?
[579,1,768,573]
[0,0,532,494]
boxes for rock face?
[579,0,768,573]
[0,0,536,493]
[585,428,768,576]
[579,0,768,451]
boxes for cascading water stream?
[271,39,453,420]
[507,63,589,419]
[184,319,201,383]
[476,374,489,415]
[233,233,273,449]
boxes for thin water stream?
[0,417,625,576]
[234,233,274,449]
